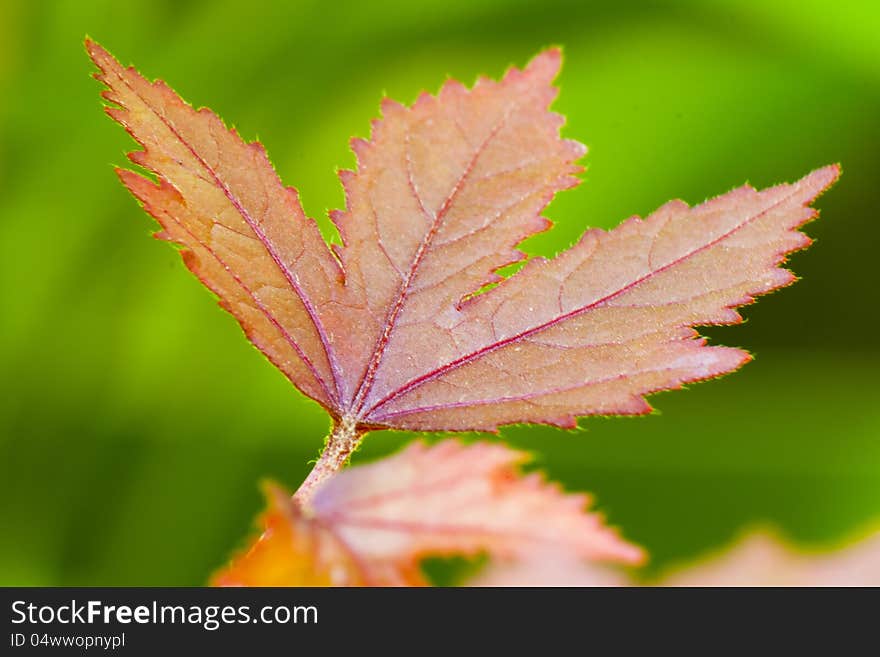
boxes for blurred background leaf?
[0,0,877,584]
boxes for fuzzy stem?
[293,417,363,507]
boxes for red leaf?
[366,165,838,430]
[212,441,642,586]
[90,43,840,585]
[88,43,837,436]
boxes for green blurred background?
[1,0,878,585]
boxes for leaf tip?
[259,479,294,513]
[379,96,406,117]
[525,46,564,81]
[84,37,111,68]
[350,136,370,160]
[809,162,842,193]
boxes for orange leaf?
[211,484,368,587]
[87,40,345,411]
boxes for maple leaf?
[212,440,643,586]
[87,40,837,504]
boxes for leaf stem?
[293,417,364,508]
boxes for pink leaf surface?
[328,50,585,414]
[364,166,839,430]
[470,528,880,587]
[89,42,837,434]
[660,529,880,587]
[469,553,629,587]
[213,440,643,586]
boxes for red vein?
[432,188,539,251]
[364,183,808,419]
[349,112,513,414]
[370,362,708,421]
[368,197,404,277]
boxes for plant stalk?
[293,416,363,508]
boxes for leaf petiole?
[294,417,364,507]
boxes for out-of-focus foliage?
[213,442,643,587]
[0,0,878,584]
[470,525,880,586]
[659,527,880,586]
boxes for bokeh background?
[1,0,878,585]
